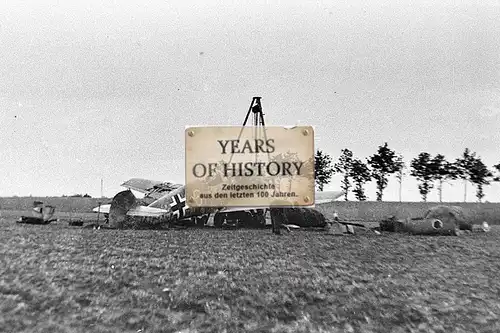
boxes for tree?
[394,155,406,202]
[367,143,403,201]
[455,148,477,202]
[493,163,500,182]
[269,151,304,193]
[314,150,335,191]
[334,149,354,201]
[430,154,458,202]
[350,158,372,201]
[469,157,493,202]
[410,152,435,202]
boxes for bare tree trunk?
[464,179,467,202]
[439,180,443,203]
[398,179,402,202]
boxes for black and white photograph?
[1,0,500,332]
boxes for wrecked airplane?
[17,201,57,225]
[92,178,344,230]
[379,205,489,236]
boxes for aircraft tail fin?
[32,201,44,219]
[482,221,490,232]
[42,205,56,221]
[31,201,56,221]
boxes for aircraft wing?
[121,178,183,199]
[125,206,169,217]
[216,191,343,213]
[217,206,265,213]
[92,204,168,217]
[315,191,344,204]
[93,204,111,214]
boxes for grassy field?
[0,210,100,223]
[1,218,500,332]
[0,197,111,214]
[316,201,500,225]
[2,196,500,225]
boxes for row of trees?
[314,143,500,202]
[61,193,93,198]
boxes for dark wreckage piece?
[108,190,138,229]
[379,205,474,236]
[17,201,57,225]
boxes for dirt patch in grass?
[1,220,500,332]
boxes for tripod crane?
[228,97,271,164]
[216,97,287,234]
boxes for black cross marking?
[170,194,187,219]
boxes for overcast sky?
[1,0,499,202]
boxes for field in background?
[0,197,111,214]
[1,196,500,225]
[0,210,98,223]
[315,201,500,225]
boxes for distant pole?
[399,179,402,202]
[96,201,101,223]
[100,179,104,198]
[464,180,467,202]
[397,171,404,202]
